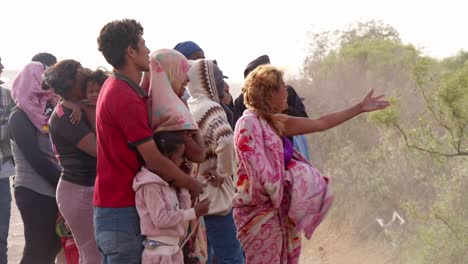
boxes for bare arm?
[82,105,96,133]
[61,100,82,125]
[120,98,203,197]
[282,89,390,137]
[50,104,97,158]
[136,140,203,197]
[76,133,97,157]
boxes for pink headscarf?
[148,49,198,132]
[11,62,52,133]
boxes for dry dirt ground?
[7,182,67,264]
[7,182,394,264]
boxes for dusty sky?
[1,0,467,83]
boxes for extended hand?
[360,88,390,112]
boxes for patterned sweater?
[187,60,235,216]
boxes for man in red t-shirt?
[93,19,203,264]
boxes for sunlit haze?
[1,0,467,87]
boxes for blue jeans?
[205,210,244,264]
[0,178,11,264]
[94,207,143,264]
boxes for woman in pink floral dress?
[233,65,390,263]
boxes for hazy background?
[2,1,467,263]
[1,0,468,91]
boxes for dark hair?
[31,53,57,67]
[244,55,270,78]
[42,59,82,98]
[82,69,109,94]
[90,69,109,86]
[97,19,144,69]
[153,131,185,157]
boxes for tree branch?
[415,81,457,149]
[433,213,462,242]
[395,124,468,157]
[457,122,466,152]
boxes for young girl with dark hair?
[133,131,210,264]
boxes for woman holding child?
[44,60,105,264]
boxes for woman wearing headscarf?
[45,60,102,264]
[137,49,207,263]
[186,59,244,264]
[9,61,62,263]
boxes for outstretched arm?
[282,89,390,137]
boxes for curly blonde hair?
[243,65,286,135]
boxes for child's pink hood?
[132,167,168,192]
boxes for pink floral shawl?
[148,49,198,132]
[233,110,333,263]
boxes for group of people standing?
[0,18,389,264]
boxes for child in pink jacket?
[133,131,210,264]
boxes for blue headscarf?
[174,41,203,58]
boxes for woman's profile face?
[178,75,189,98]
[270,79,288,113]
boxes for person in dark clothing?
[222,81,236,125]
[212,61,235,129]
[9,62,62,264]
[211,61,235,129]
[31,53,57,68]
[234,55,308,120]
[234,55,311,159]
[45,60,102,264]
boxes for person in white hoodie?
[186,59,244,264]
